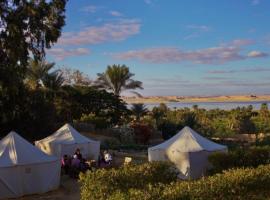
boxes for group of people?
[61,148,114,178]
[61,148,90,178]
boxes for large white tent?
[0,131,60,199]
[35,123,100,160]
[148,126,227,179]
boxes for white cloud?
[81,5,98,13]
[184,25,211,40]
[113,39,268,64]
[58,19,141,46]
[109,11,123,17]
[208,67,270,74]
[186,25,211,32]
[144,0,152,4]
[251,0,260,5]
[47,48,90,60]
[247,51,268,58]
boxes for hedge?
[161,165,270,200]
[80,162,270,200]
[79,162,177,200]
[208,146,270,174]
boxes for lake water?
[134,101,270,110]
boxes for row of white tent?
[0,124,227,199]
[0,124,100,199]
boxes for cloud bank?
[113,39,268,64]
[58,19,141,46]
[47,48,90,60]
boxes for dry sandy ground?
[18,176,80,200]
[123,94,270,104]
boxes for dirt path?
[18,176,80,200]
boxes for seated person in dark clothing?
[80,158,91,172]
[71,154,81,169]
[69,154,81,178]
[98,152,105,167]
[74,148,83,161]
[61,154,70,175]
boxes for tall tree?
[0,0,67,135]
[60,67,92,86]
[42,70,64,91]
[131,103,148,121]
[25,59,55,89]
[95,64,143,96]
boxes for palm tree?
[25,59,55,89]
[42,70,64,91]
[131,103,148,121]
[95,64,143,96]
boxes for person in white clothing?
[103,150,112,164]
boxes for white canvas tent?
[148,126,227,179]
[0,131,60,199]
[35,123,100,160]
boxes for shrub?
[130,123,153,144]
[100,138,121,149]
[208,146,270,174]
[111,127,135,144]
[80,113,109,129]
[161,164,270,200]
[157,120,181,140]
[80,162,270,200]
[79,162,177,200]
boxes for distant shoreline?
[122,95,270,104]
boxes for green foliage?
[130,123,153,144]
[95,64,143,96]
[112,127,135,144]
[0,0,67,138]
[80,162,270,200]
[79,162,177,200]
[161,164,270,200]
[157,120,181,140]
[130,103,148,121]
[80,114,109,129]
[208,146,270,174]
[101,138,122,149]
[149,104,270,139]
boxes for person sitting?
[70,154,81,178]
[61,154,70,175]
[71,154,81,169]
[104,150,113,165]
[74,148,83,161]
[98,152,105,167]
[80,158,91,172]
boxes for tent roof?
[0,131,57,167]
[36,123,97,145]
[149,126,227,152]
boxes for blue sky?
[46,0,270,96]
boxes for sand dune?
[123,95,270,104]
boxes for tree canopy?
[95,64,143,96]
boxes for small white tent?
[148,126,227,179]
[0,131,60,199]
[35,123,100,160]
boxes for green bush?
[161,164,270,200]
[79,162,177,200]
[208,146,270,173]
[111,127,135,144]
[80,113,109,129]
[100,138,121,149]
[80,162,270,200]
[130,123,153,144]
